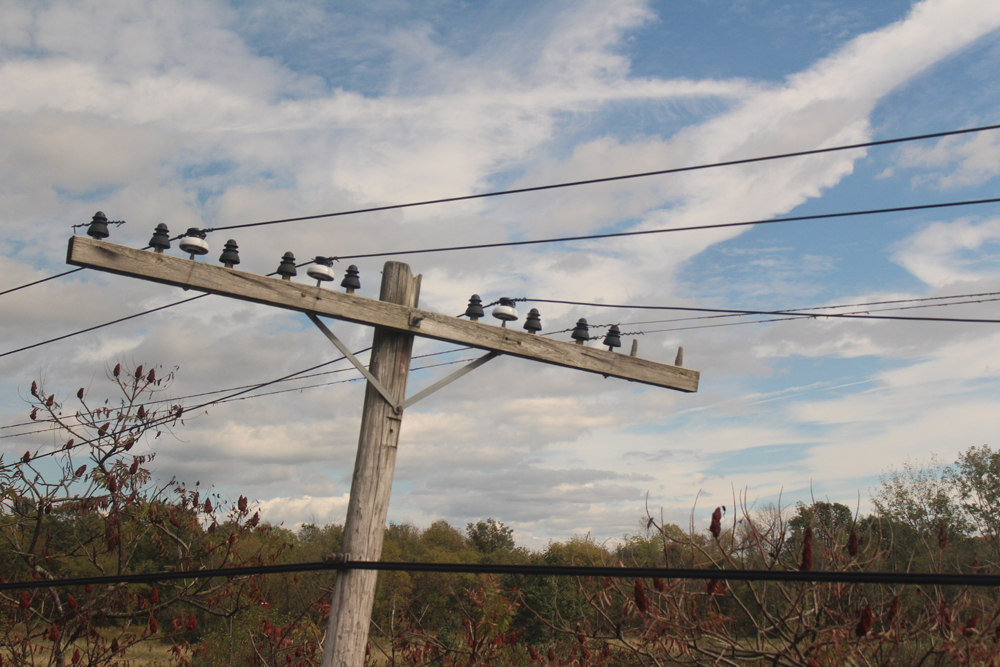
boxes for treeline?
[4,363,1000,666]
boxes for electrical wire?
[0,347,473,440]
[0,346,483,465]
[0,295,209,360]
[524,296,1000,325]
[1,347,473,434]
[0,349,367,471]
[0,260,316,359]
[331,196,1000,261]
[201,122,1000,234]
[5,123,999,300]
[0,558,997,592]
[0,268,84,297]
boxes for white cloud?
[892,217,1000,286]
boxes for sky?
[3,0,1000,548]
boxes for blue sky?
[3,0,1000,546]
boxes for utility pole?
[321,262,419,666]
[67,235,699,667]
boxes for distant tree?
[947,444,1000,562]
[466,518,514,554]
[871,455,968,541]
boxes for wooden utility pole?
[66,235,700,667]
[321,262,419,666]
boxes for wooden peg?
[675,346,684,366]
[630,339,639,357]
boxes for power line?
[0,349,364,471]
[5,123,998,301]
[1,347,481,464]
[0,268,84,297]
[1,558,998,592]
[202,122,1000,234]
[0,295,209,359]
[525,296,1000,325]
[1,347,472,433]
[332,196,1000,261]
[0,260,316,359]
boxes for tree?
[0,362,286,667]
[948,444,1000,563]
[871,455,968,544]
[466,518,514,554]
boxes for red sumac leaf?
[710,507,722,539]
[147,368,155,382]
[67,593,78,609]
[135,365,144,379]
[185,614,197,631]
[149,616,158,633]
[108,477,118,494]
[19,591,30,610]
[45,394,54,407]
[129,459,139,475]
[238,495,248,512]
[113,363,121,377]
[64,439,74,450]
[85,584,92,593]
[111,638,119,653]
[855,604,874,637]
[848,530,859,557]
[634,578,649,613]
[169,517,181,528]
[47,624,59,641]
[75,465,87,477]
[151,586,159,604]
[204,498,212,513]
[45,503,52,514]
[29,407,37,421]
[21,451,31,464]
[77,388,84,399]
[72,648,81,664]
[30,381,38,397]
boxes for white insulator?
[492,304,519,322]
[179,236,210,256]
[307,264,336,282]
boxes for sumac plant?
[0,362,286,667]
[521,497,1000,667]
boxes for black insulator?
[523,308,542,334]
[87,211,110,239]
[603,324,622,351]
[219,239,240,268]
[571,318,590,344]
[341,265,361,293]
[277,252,297,280]
[465,294,485,321]
[148,223,171,252]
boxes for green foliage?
[467,518,515,554]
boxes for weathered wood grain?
[322,262,418,667]
[67,237,699,392]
